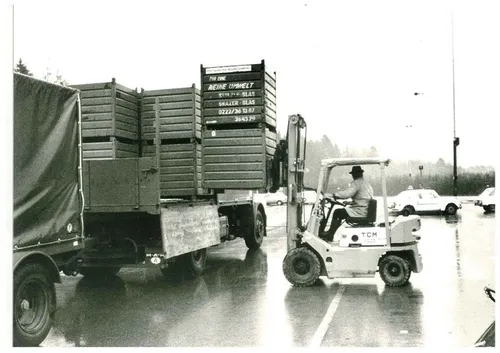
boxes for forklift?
[273,114,423,287]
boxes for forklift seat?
[345,199,377,226]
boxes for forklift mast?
[271,114,307,252]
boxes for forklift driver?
[324,166,374,241]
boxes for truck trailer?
[13,68,270,346]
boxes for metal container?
[200,60,276,128]
[202,126,277,190]
[71,78,139,140]
[140,85,201,141]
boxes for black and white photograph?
[5,0,498,348]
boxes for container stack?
[200,60,277,191]
[71,78,140,160]
[140,85,208,198]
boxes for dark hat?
[349,166,364,174]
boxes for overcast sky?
[10,0,500,167]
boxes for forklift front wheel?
[283,247,321,287]
[379,255,411,287]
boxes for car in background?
[265,191,287,206]
[303,190,318,204]
[389,188,462,216]
[474,187,495,213]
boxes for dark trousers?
[324,208,349,241]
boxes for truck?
[13,73,85,346]
[13,70,270,346]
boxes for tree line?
[299,134,494,196]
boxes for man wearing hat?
[324,165,374,241]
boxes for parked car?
[389,188,462,216]
[303,190,318,204]
[265,191,287,206]
[474,187,495,213]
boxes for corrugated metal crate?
[82,137,139,160]
[142,141,209,197]
[140,85,201,141]
[200,60,277,128]
[71,78,139,140]
[202,126,277,190]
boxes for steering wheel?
[320,192,347,207]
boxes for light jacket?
[334,178,374,217]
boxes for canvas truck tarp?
[13,73,82,250]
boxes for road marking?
[309,284,346,348]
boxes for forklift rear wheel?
[245,210,265,250]
[379,255,411,287]
[283,247,321,287]
[79,267,120,277]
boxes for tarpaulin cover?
[14,73,81,250]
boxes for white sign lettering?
[228,82,254,89]
[207,83,227,91]
[208,76,227,82]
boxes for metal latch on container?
[141,167,159,173]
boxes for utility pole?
[419,165,423,188]
[452,12,459,196]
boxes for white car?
[389,188,462,216]
[474,187,495,213]
[265,191,287,206]
[303,190,318,204]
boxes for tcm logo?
[361,231,378,238]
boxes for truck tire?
[13,262,56,347]
[379,254,411,287]
[161,249,207,280]
[184,248,207,278]
[282,247,321,287]
[245,210,265,250]
[445,203,458,215]
[79,267,120,277]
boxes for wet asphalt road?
[41,203,495,348]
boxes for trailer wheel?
[13,263,56,347]
[283,247,321,287]
[79,267,120,277]
[379,255,411,287]
[245,209,265,250]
